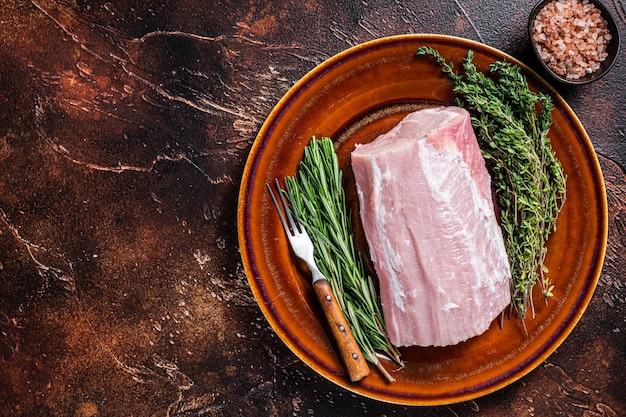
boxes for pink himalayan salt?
[532,0,612,80]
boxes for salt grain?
[532,0,612,80]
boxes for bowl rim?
[528,0,621,85]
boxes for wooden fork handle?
[312,279,370,382]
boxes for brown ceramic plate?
[237,34,607,405]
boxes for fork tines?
[266,179,301,237]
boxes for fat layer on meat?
[351,106,511,347]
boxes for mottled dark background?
[0,0,624,416]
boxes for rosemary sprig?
[286,137,403,381]
[415,46,567,327]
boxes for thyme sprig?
[415,46,567,327]
[286,137,403,381]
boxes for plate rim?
[237,33,608,405]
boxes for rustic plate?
[237,34,607,405]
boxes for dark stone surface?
[0,0,624,415]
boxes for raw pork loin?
[351,106,511,347]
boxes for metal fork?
[267,179,370,382]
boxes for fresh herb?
[415,46,567,329]
[286,136,403,381]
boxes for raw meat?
[351,106,511,347]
